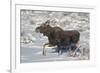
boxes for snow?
[20,10,89,63]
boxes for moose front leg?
[43,43,50,56]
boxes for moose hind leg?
[72,41,81,57]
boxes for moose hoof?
[43,52,46,56]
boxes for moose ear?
[46,20,50,25]
[42,22,46,26]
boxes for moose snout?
[35,27,40,32]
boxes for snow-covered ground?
[20,10,90,63]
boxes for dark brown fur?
[35,20,80,55]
